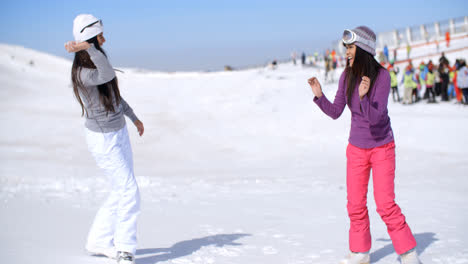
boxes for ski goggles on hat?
[80,20,102,33]
[342,29,376,49]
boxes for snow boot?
[86,244,117,259]
[400,248,422,264]
[339,251,370,264]
[117,251,135,264]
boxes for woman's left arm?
[359,70,391,125]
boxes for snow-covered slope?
[0,42,467,264]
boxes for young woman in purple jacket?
[308,26,422,264]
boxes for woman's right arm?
[309,72,347,120]
[80,45,116,86]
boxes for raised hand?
[64,41,91,53]
[359,76,370,99]
[307,77,323,98]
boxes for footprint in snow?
[262,246,278,255]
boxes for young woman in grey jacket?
[65,14,143,264]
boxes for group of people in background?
[288,49,468,106]
[291,50,322,67]
[386,52,468,105]
[290,49,349,84]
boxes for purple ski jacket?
[314,68,394,149]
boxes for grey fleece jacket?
[78,45,138,133]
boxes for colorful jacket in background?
[419,65,428,85]
[402,70,417,89]
[390,71,398,88]
[426,71,435,87]
[457,66,468,89]
[449,71,455,84]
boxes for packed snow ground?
[0,39,468,264]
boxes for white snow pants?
[85,125,140,255]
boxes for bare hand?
[307,77,323,98]
[64,41,91,53]
[359,76,370,99]
[134,120,144,136]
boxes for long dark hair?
[345,45,384,105]
[71,36,121,116]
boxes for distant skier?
[454,60,463,103]
[457,60,468,104]
[439,52,449,67]
[270,59,278,70]
[383,45,389,62]
[445,31,451,48]
[434,64,442,96]
[291,51,297,65]
[402,64,417,104]
[448,66,456,99]
[388,64,400,102]
[415,63,427,102]
[439,63,450,101]
[426,64,436,103]
[324,49,331,82]
[308,26,421,264]
[65,14,143,264]
[406,44,411,60]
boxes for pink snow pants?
[346,141,416,255]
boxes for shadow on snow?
[136,233,251,264]
[371,232,438,263]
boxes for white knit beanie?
[351,26,377,56]
[73,14,103,42]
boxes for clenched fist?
[359,76,370,99]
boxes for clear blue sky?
[1,0,466,71]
